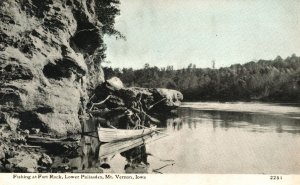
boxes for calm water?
[51,102,300,174]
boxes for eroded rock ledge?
[0,0,104,136]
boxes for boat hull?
[98,126,157,143]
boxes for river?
[51,102,300,174]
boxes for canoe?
[98,125,157,143]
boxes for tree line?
[103,54,300,102]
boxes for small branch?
[148,98,167,110]
[153,163,175,171]
[21,145,42,148]
[89,94,95,101]
[76,28,98,35]
[89,95,112,111]
[153,170,163,174]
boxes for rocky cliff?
[0,0,106,136]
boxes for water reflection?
[121,145,149,173]
[148,104,300,173]
[50,118,101,172]
[98,133,169,173]
[176,108,300,134]
[98,143,151,173]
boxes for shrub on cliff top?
[94,0,125,39]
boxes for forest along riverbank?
[103,55,300,103]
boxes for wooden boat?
[98,125,158,143]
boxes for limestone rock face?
[106,77,124,90]
[7,151,40,172]
[0,0,105,135]
[151,88,184,109]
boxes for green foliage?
[94,0,125,39]
[103,55,300,102]
[89,0,124,65]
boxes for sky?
[103,0,300,69]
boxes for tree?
[212,60,215,69]
[274,55,283,62]
[95,0,125,39]
[144,63,150,69]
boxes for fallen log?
[148,98,167,110]
[26,135,80,143]
[145,113,160,123]
[21,145,42,148]
[26,135,81,156]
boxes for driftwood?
[153,170,163,174]
[136,108,160,124]
[26,135,81,157]
[148,98,167,110]
[21,145,42,148]
[131,101,160,124]
[88,93,95,101]
[89,95,112,111]
[89,108,120,117]
[26,135,81,155]
[152,163,175,174]
[27,135,80,141]
[26,135,80,146]
[89,110,106,117]
[88,91,161,130]
[144,113,160,123]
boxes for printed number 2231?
[270,176,282,180]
